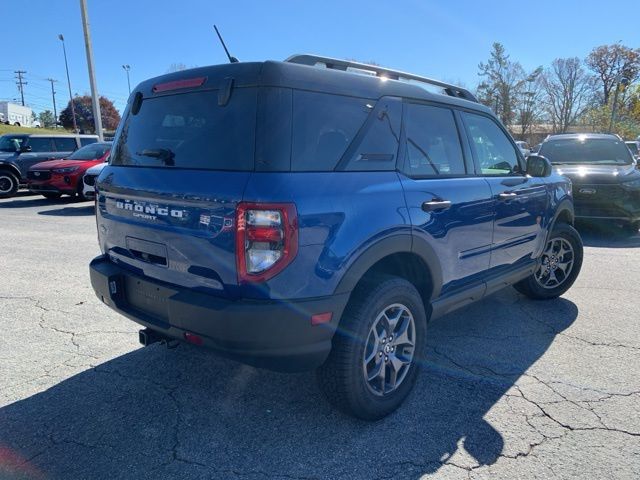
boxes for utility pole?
[58,34,78,133]
[79,0,103,140]
[14,70,27,106]
[47,78,58,126]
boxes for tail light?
[236,203,298,283]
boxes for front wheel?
[514,223,583,300]
[317,276,427,420]
[0,171,19,198]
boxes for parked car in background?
[27,142,111,200]
[82,161,107,200]
[0,133,99,198]
[539,134,640,233]
[625,140,639,161]
[515,140,531,156]
[90,56,582,420]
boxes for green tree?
[38,110,56,128]
[477,43,526,127]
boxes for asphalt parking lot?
[1,192,639,480]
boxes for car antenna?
[214,25,239,63]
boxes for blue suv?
[90,55,583,419]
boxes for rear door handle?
[422,199,452,212]
[498,192,518,200]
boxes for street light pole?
[79,0,103,140]
[58,34,78,133]
[122,64,131,95]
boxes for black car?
[539,133,640,233]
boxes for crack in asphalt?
[517,302,640,351]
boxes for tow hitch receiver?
[138,328,178,348]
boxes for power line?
[14,70,27,106]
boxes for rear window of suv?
[111,88,257,170]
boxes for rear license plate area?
[124,276,175,322]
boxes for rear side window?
[111,88,256,170]
[53,137,78,152]
[291,91,369,171]
[463,113,521,175]
[80,137,98,147]
[26,137,53,152]
[403,104,466,176]
[341,97,402,172]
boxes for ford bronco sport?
[89,55,582,419]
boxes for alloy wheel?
[363,303,416,396]
[0,175,14,194]
[535,237,575,289]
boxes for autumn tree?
[586,44,640,105]
[542,58,595,133]
[59,96,121,133]
[477,43,530,127]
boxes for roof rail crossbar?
[285,54,478,103]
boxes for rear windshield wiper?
[136,148,175,166]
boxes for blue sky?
[2,0,638,115]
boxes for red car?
[27,142,111,200]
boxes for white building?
[0,101,35,127]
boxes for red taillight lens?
[236,203,298,283]
[152,77,206,93]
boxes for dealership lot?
[0,193,639,480]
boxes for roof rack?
[285,54,478,103]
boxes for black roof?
[135,60,492,114]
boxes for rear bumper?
[89,255,350,372]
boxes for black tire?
[75,182,87,201]
[317,276,427,420]
[514,223,583,300]
[42,192,62,200]
[0,170,19,199]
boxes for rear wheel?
[514,223,583,300]
[76,182,88,201]
[0,171,19,199]
[317,276,427,420]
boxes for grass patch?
[0,124,69,135]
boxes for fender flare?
[0,161,22,180]
[334,233,443,300]
[548,198,574,236]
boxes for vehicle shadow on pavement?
[577,222,640,248]
[0,289,577,480]
[0,196,76,209]
[38,204,95,217]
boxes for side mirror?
[526,155,552,177]
[19,145,32,153]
